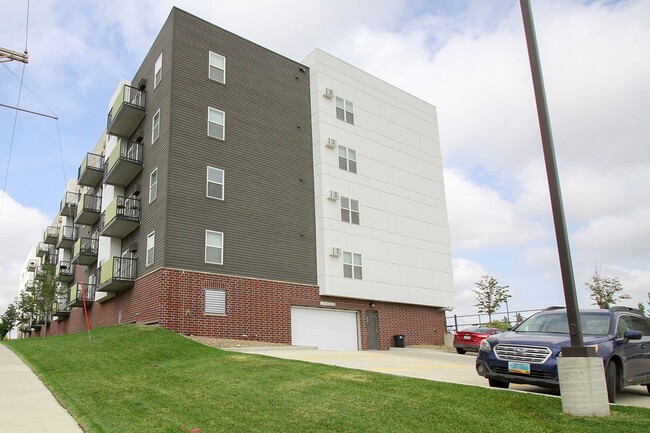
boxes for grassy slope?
[5,324,649,433]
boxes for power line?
[0,62,26,216]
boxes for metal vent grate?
[204,289,226,315]
[494,344,552,364]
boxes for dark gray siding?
[165,8,317,285]
[120,10,175,275]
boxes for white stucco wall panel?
[305,49,454,308]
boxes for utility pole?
[0,47,29,64]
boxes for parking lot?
[231,346,650,409]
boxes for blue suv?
[475,306,650,403]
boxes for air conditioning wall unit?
[323,88,334,99]
[327,190,339,201]
[329,247,341,257]
[325,137,337,148]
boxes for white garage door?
[291,307,359,350]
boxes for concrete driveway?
[231,347,650,409]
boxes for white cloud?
[1,0,648,322]
[445,168,548,249]
[0,191,51,313]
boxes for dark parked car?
[475,306,650,403]
[453,327,503,354]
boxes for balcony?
[107,84,146,138]
[104,139,143,187]
[56,260,75,282]
[75,192,102,226]
[71,237,99,266]
[34,265,48,281]
[78,153,105,187]
[27,259,37,272]
[100,196,140,238]
[54,301,71,319]
[44,253,58,265]
[57,225,76,249]
[68,283,96,308]
[43,225,58,244]
[98,257,137,293]
[36,242,54,258]
[25,280,35,293]
[59,191,78,217]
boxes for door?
[366,310,379,350]
[291,307,359,350]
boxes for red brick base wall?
[41,268,446,350]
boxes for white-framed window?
[205,230,224,265]
[343,252,362,279]
[208,107,225,140]
[204,288,226,315]
[154,53,162,88]
[149,168,158,203]
[338,145,357,173]
[209,51,226,84]
[336,96,354,124]
[206,166,225,200]
[341,196,360,225]
[152,109,160,143]
[146,231,155,266]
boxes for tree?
[638,303,647,317]
[33,263,65,338]
[473,275,511,323]
[0,303,18,340]
[585,269,630,309]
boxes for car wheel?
[605,361,618,404]
[456,348,466,354]
[488,378,509,389]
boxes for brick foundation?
[41,268,445,350]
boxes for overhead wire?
[0,0,68,215]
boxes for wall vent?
[324,88,334,99]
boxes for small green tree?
[638,303,647,317]
[515,312,526,324]
[0,303,18,339]
[473,275,511,323]
[585,269,630,309]
[34,264,65,337]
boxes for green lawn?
[4,324,649,433]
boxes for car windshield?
[460,327,492,334]
[516,312,610,336]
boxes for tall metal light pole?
[520,0,608,417]
[519,0,590,354]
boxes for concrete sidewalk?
[0,343,84,433]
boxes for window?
[206,166,225,200]
[154,53,162,88]
[208,107,225,140]
[146,231,155,266]
[209,51,226,84]
[343,252,362,279]
[340,197,360,224]
[152,109,160,143]
[204,289,226,315]
[205,230,224,265]
[149,168,158,203]
[338,145,357,173]
[336,96,354,124]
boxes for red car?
[453,327,503,354]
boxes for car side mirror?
[623,330,642,341]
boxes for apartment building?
[18,8,453,350]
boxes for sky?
[1,0,649,327]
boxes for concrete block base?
[558,357,610,417]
